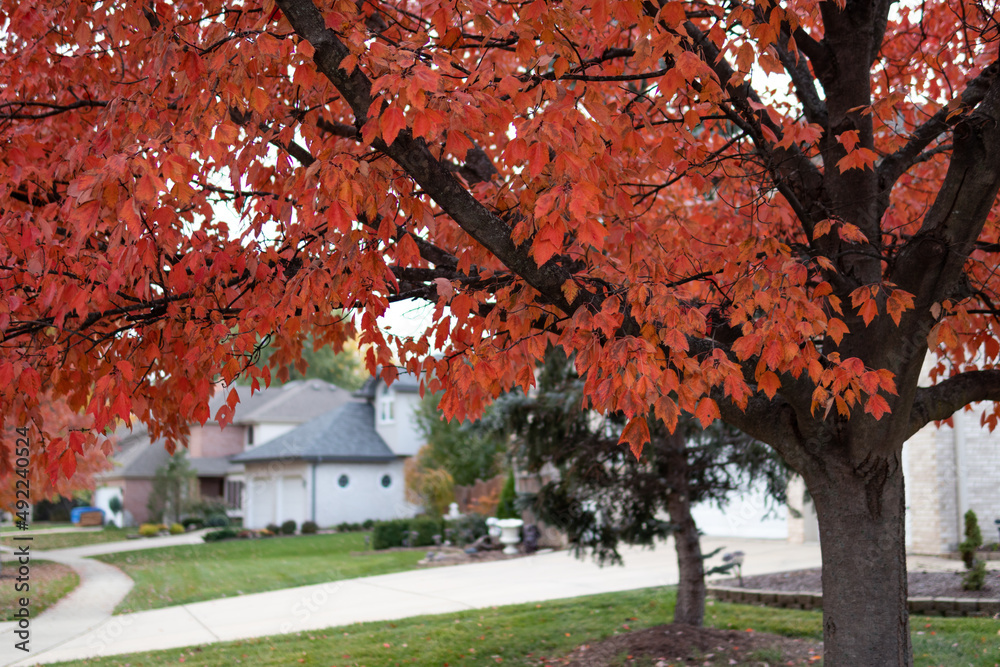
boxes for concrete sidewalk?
[0,547,133,667]
[1,537,822,666]
[0,530,212,667]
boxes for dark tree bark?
[808,448,911,666]
[663,431,706,627]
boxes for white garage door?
[281,476,306,527]
[249,477,275,528]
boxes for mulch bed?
[718,567,1000,599]
[416,545,544,566]
[563,624,822,666]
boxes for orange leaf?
[379,106,406,145]
[528,142,549,178]
[620,415,650,460]
[250,87,269,114]
[758,370,781,399]
[654,396,679,432]
[694,397,720,428]
[886,289,915,326]
[812,219,833,239]
[61,451,77,479]
[864,394,891,420]
[858,297,879,326]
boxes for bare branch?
[908,370,1000,436]
[773,35,828,127]
[0,100,108,120]
[683,21,826,236]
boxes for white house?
[95,379,351,526]
[233,372,424,528]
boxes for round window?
[380,474,392,488]
[338,474,349,488]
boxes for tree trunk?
[809,452,912,667]
[664,432,706,626]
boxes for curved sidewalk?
[2,537,822,666]
[0,550,132,667]
[0,531,211,667]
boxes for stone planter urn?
[496,518,524,555]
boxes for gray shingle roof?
[235,379,351,424]
[232,401,398,463]
[354,368,421,399]
[206,384,277,424]
[100,379,354,479]
[97,430,173,479]
[188,457,239,477]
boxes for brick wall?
[122,478,154,525]
[905,404,1000,554]
[189,423,246,458]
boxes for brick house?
[785,360,1000,554]
[94,379,350,526]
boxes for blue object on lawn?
[70,507,104,524]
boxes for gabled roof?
[206,384,276,424]
[236,379,351,424]
[232,400,398,464]
[100,380,351,480]
[98,436,238,479]
[96,426,172,479]
[354,369,421,400]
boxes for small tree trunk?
[664,432,705,626]
[810,453,912,667]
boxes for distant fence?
[454,476,503,515]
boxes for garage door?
[249,477,275,528]
[280,476,306,527]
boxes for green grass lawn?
[0,560,79,620]
[95,532,425,614]
[0,521,75,533]
[0,527,129,551]
[47,587,1000,667]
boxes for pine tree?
[493,348,788,626]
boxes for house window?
[381,474,392,488]
[225,480,244,509]
[379,387,395,423]
[338,474,350,488]
[246,426,254,448]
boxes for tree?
[1,1,999,663]
[495,347,787,626]
[494,470,519,519]
[403,446,456,518]
[413,392,506,486]
[1,393,112,511]
[959,509,987,590]
[147,450,196,525]
[238,333,367,390]
[107,494,123,524]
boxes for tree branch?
[773,33,828,127]
[891,67,1000,302]
[0,100,108,120]
[275,0,588,315]
[908,370,1000,436]
[684,21,826,236]
[878,59,1000,195]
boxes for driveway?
[0,536,823,666]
